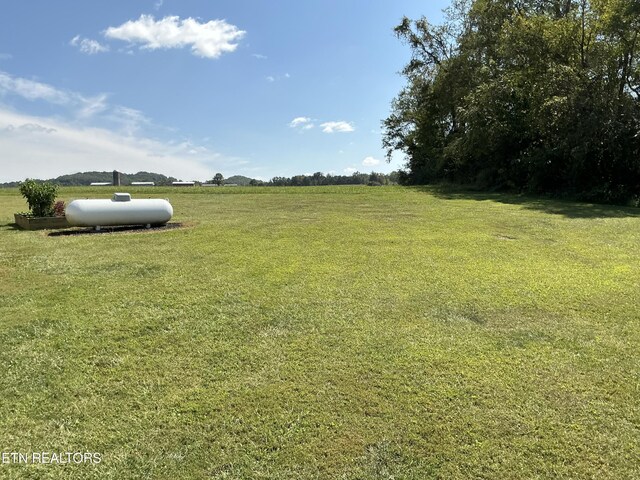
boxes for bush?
[19,179,58,217]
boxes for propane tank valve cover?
[112,193,132,202]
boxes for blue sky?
[0,1,448,182]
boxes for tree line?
[383,0,640,204]
[265,171,400,187]
[2,171,401,188]
[208,171,399,187]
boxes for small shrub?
[19,179,58,217]
[53,200,65,217]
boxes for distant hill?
[52,171,179,186]
[0,171,178,187]
[223,175,254,186]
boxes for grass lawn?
[0,185,638,479]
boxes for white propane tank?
[66,193,173,227]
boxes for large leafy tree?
[212,173,224,186]
[384,0,640,203]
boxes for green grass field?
[1,186,638,479]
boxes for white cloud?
[320,121,354,133]
[252,53,267,60]
[343,167,357,174]
[0,109,217,182]
[108,106,150,135]
[0,72,239,182]
[104,15,245,59]
[0,71,155,130]
[154,0,164,10]
[265,73,291,82]
[289,117,313,128]
[70,35,109,54]
[0,71,69,104]
[2,123,56,134]
[77,93,109,118]
[0,71,113,121]
[362,156,381,167]
[0,53,12,60]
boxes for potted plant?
[14,179,69,230]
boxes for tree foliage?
[211,173,225,186]
[268,171,399,186]
[384,0,640,203]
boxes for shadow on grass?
[0,222,21,231]
[48,222,184,236]
[413,185,640,219]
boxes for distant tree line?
[1,171,401,188]
[264,171,400,187]
[383,0,640,204]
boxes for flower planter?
[14,214,69,230]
